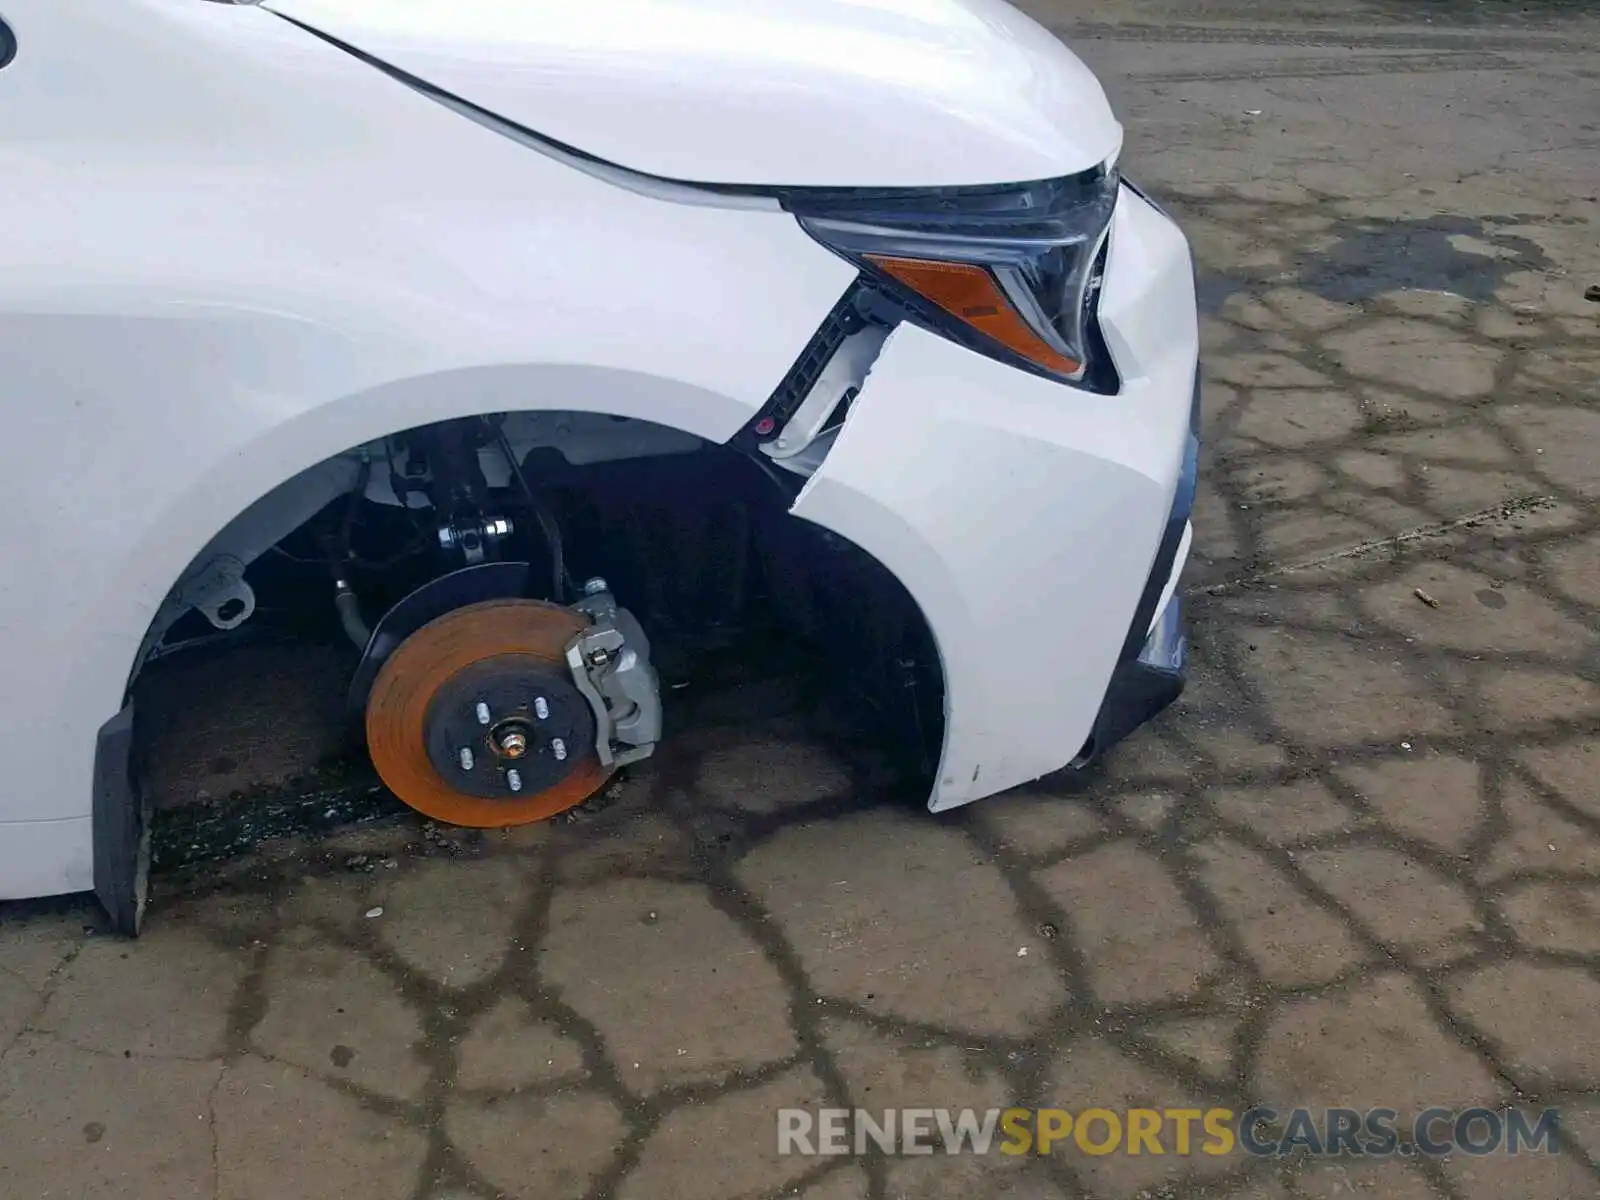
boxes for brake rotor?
[365,598,612,827]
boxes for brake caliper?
[565,578,662,769]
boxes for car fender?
[0,0,853,898]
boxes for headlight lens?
[782,167,1120,388]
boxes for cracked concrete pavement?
[2,1,1598,1197]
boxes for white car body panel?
[0,0,1194,903]
[795,187,1197,807]
[0,0,852,897]
[262,0,1122,187]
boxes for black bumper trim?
[1085,657,1186,764]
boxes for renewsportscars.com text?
[777,1106,1560,1158]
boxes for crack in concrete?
[1193,497,1561,597]
[1125,53,1519,85]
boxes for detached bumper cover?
[791,184,1199,810]
[1082,376,1199,764]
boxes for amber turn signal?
[864,254,1081,377]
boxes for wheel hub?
[492,723,529,759]
[364,598,612,826]
[421,657,595,800]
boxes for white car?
[0,0,1198,931]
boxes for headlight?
[781,166,1120,389]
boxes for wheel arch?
[65,361,749,929]
[117,360,754,701]
[78,356,954,929]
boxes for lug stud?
[534,696,549,720]
[475,702,491,725]
[459,747,475,771]
[507,769,523,793]
[552,738,568,762]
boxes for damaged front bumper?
[1079,374,1200,766]
[788,182,1200,810]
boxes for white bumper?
[791,186,1199,809]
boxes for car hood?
[262,0,1122,188]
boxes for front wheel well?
[130,408,945,832]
